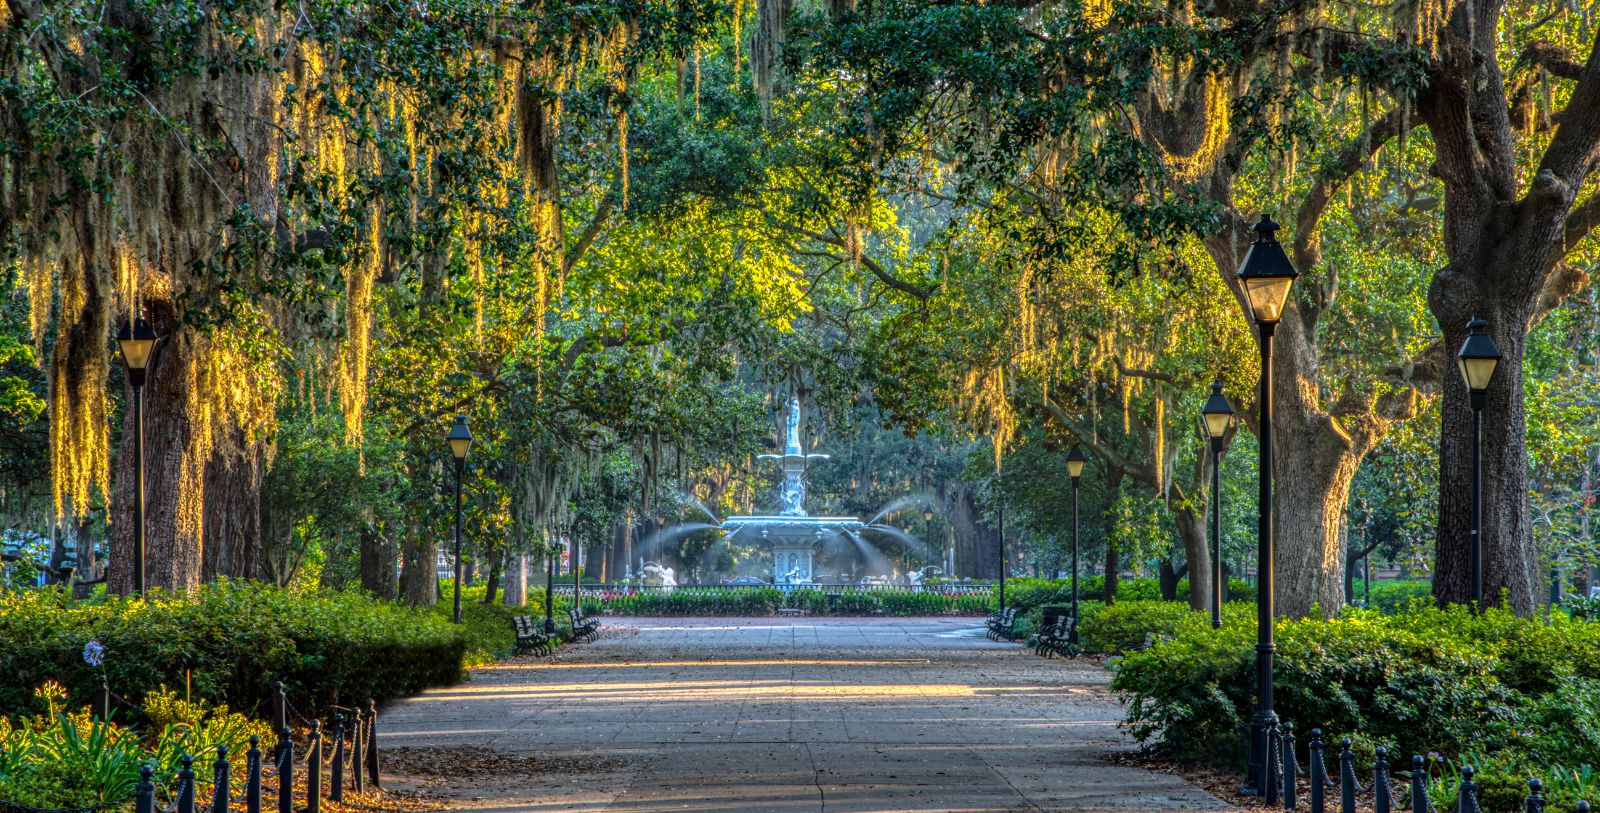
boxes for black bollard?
[1374,748,1392,813]
[1410,756,1429,813]
[1309,730,1326,813]
[352,708,365,795]
[1282,723,1298,811]
[176,754,195,813]
[214,744,231,813]
[277,727,294,813]
[245,735,262,813]
[1525,778,1545,813]
[308,720,322,813]
[367,698,381,789]
[134,764,155,813]
[1339,739,1357,813]
[331,714,345,803]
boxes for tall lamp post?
[117,317,158,596]
[544,531,556,632]
[1236,214,1299,796]
[1456,316,1501,612]
[1065,444,1086,645]
[997,503,1007,610]
[1201,379,1234,629]
[446,415,473,624]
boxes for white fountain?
[721,398,866,585]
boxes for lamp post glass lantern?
[1456,316,1500,612]
[1236,214,1298,797]
[1200,378,1234,630]
[117,317,158,596]
[1065,444,1086,645]
[447,415,472,624]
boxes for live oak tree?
[776,0,1599,615]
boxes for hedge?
[587,587,993,616]
[0,582,468,721]
[1108,601,1600,813]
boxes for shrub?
[0,582,466,722]
[1109,601,1600,798]
[580,587,993,616]
[1365,580,1434,614]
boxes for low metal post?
[1265,721,1281,807]
[273,682,287,734]
[331,714,345,803]
[1309,730,1326,813]
[246,736,262,813]
[1410,756,1429,813]
[1339,739,1357,813]
[1374,748,1392,813]
[135,764,155,813]
[214,745,231,813]
[1576,802,1590,813]
[352,709,365,795]
[177,754,195,813]
[1525,779,1545,813]
[367,699,381,789]
[1458,766,1479,813]
[277,727,294,813]
[1282,723,1298,810]
[308,720,322,813]
[93,676,111,721]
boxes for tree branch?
[1537,32,1600,186]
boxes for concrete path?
[378,617,1230,813]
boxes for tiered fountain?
[721,398,867,584]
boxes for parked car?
[724,576,769,586]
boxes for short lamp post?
[446,415,473,624]
[1456,316,1500,612]
[117,317,158,596]
[1201,378,1234,629]
[1236,214,1299,797]
[1065,444,1086,646]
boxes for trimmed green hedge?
[589,587,992,616]
[1108,601,1600,812]
[0,582,467,721]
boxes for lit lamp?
[446,415,472,624]
[1236,214,1297,800]
[117,316,159,596]
[1200,379,1234,629]
[1456,317,1500,612]
[1065,444,1086,646]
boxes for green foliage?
[0,582,466,721]
[1109,601,1600,802]
[0,685,270,809]
[1365,580,1435,614]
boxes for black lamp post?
[446,415,472,624]
[544,534,556,632]
[1201,378,1234,630]
[1456,316,1501,612]
[117,317,158,596]
[924,509,937,575]
[997,503,1007,611]
[1065,444,1086,645]
[1235,214,1299,796]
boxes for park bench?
[512,615,557,656]
[569,606,601,641]
[986,608,1018,640]
[1029,614,1079,658]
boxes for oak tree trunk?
[358,524,398,599]
[1173,502,1212,612]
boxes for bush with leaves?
[1109,602,1600,813]
[0,582,466,721]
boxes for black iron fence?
[1259,721,1592,813]
[1,683,382,813]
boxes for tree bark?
[1173,502,1212,612]
[200,428,264,582]
[1271,407,1365,618]
[358,524,398,599]
[399,522,439,606]
[503,553,528,606]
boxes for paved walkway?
[378,617,1229,813]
